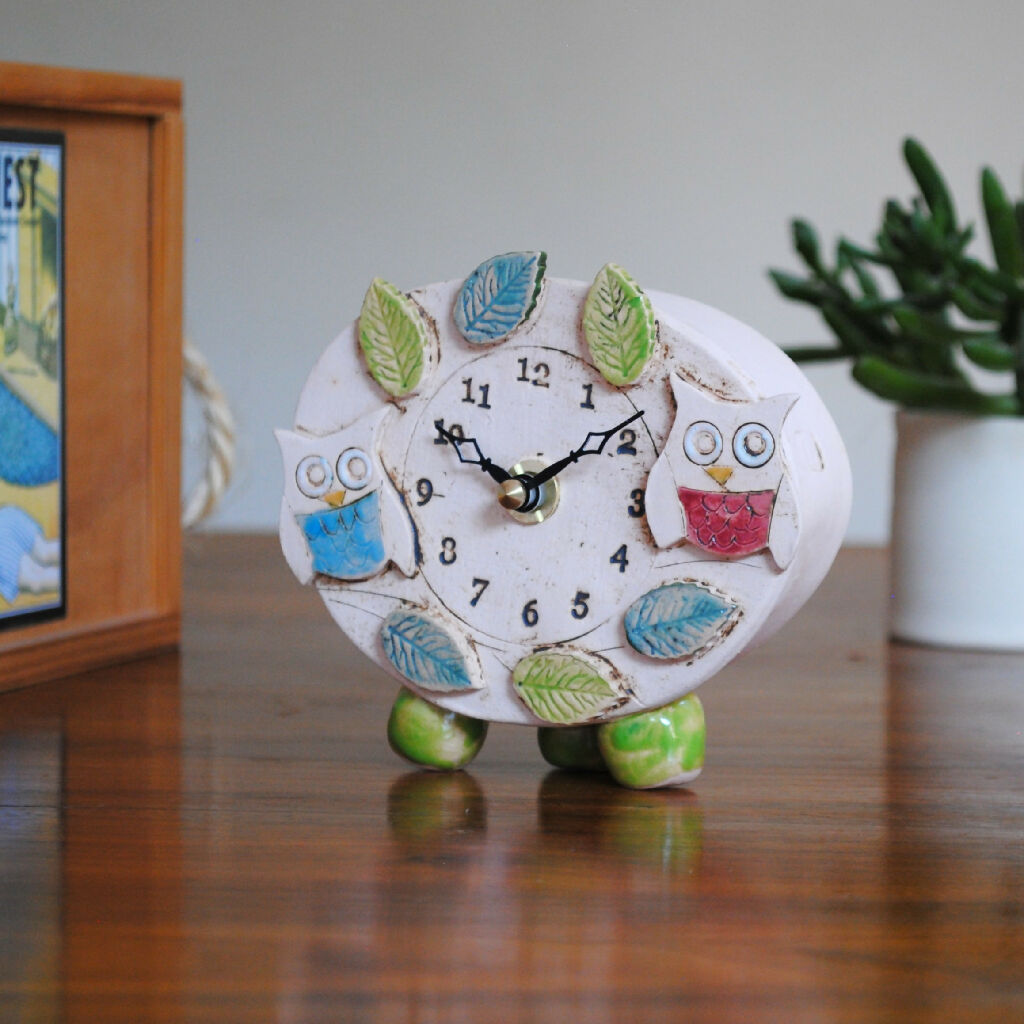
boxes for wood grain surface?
[0,535,1021,1022]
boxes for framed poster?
[0,63,182,690]
[0,128,65,630]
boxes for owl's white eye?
[337,447,373,490]
[733,422,775,468]
[296,455,333,498]
[683,421,723,466]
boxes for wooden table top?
[1,535,1021,1022]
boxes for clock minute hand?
[436,424,512,484]
[527,409,645,489]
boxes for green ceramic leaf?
[512,651,625,725]
[358,278,428,397]
[582,263,656,386]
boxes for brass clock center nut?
[500,458,560,525]
[498,478,527,510]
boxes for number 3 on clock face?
[403,344,657,646]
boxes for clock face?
[406,344,656,645]
[278,254,850,727]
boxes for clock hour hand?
[527,409,645,489]
[436,423,512,484]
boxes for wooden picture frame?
[0,63,182,690]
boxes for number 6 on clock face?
[278,253,851,773]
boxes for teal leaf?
[358,278,429,397]
[512,650,626,724]
[380,610,479,692]
[583,263,657,385]
[624,582,740,661]
[453,251,547,344]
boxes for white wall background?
[3,0,1023,542]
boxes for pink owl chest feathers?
[678,486,777,557]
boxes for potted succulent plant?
[771,138,1024,649]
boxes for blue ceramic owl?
[276,406,416,584]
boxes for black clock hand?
[435,423,512,484]
[527,409,645,489]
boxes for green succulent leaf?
[774,138,1024,414]
[844,253,881,300]
[890,308,992,345]
[903,137,956,230]
[950,284,1003,322]
[582,263,656,386]
[820,302,889,357]
[358,278,429,397]
[782,345,849,363]
[959,256,1019,300]
[962,337,1017,371]
[768,270,828,304]
[838,239,901,268]
[512,651,626,725]
[982,167,1024,279]
[852,355,1019,414]
[793,219,827,276]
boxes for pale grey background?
[3,0,1022,542]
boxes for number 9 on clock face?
[404,345,657,645]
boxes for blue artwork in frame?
[0,128,65,630]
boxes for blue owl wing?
[644,452,686,549]
[380,477,418,576]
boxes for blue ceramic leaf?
[453,251,546,344]
[624,582,740,661]
[380,609,478,692]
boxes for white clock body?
[279,266,850,727]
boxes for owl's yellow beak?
[323,489,347,508]
[704,466,733,486]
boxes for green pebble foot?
[387,688,487,771]
[537,725,607,772]
[597,694,705,789]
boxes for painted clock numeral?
[610,544,629,573]
[415,478,434,505]
[571,590,590,620]
[627,488,645,518]
[461,378,492,409]
[580,383,595,410]
[440,537,457,564]
[516,358,550,388]
[617,429,638,456]
[470,577,490,606]
[434,418,464,445]
[522,599,539,627]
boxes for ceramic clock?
[278,253,851,788]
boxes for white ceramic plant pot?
[891,410,1024,649]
